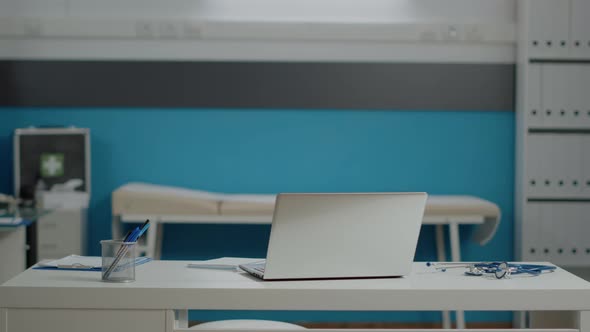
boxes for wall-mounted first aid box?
[14,127,90,201]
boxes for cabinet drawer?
[6,309,166,332]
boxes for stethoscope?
[426,262,557,279]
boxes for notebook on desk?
[239,192,427,281]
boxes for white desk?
[113,195,500,329]
[2,261,589,332]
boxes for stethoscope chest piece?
[494,262,510,279]
[464,262,509,278]
[465,266,484,276]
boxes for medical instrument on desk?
[426,262,556,279]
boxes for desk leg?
[1,308,6,332]
[175,309,189,329]
[435,225,451,329]
[578,311,590,332]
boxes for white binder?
[539,203,553,258]
[569,135,583,197]
[523,202,541,260]
[541,65,568,128]
[584,136,590,197]
[582,66,590,128]
[552,134,566,197]
[526,134,543,197]
[571,0,590,58]
[528,0,570,58]
[563,64,583,128]
[527,64,543,128]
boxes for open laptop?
[239,192,427,280]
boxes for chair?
[190,319,306,330]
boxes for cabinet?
[0,227,26,284]
[571,0,590,58]
[36,209,87,261]
[516,1,590,269]
[14,127,90,263]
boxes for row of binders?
[526,133,590,198]
[523,202,590,266]
[527,64,590,129]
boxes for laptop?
[239,192,427,280]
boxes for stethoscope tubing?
[427,262,556,278]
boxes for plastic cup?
[100,239,137,282]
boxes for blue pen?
[125,228,140,244]
[132,221,150,242]
[128,220,149,242]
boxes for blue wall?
[0,107,514,323]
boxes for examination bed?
[112,182,500,260]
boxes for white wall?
[0,0,516,62]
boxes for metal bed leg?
[435,224,446,262]
[435,224,451,329]
[449,222,465,329]
[155,221,164,260]
[146,220,159,259]
[112,215,122,240]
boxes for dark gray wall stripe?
[0,61,514,111]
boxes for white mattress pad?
[112,183,500,245]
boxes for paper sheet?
[38,255,103,268]
[0,217,23,225]
[187,257,263,270]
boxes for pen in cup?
[102,219,150,280]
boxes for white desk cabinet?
[4,309,165,332]
[0,227,26,284]
[2,261,590,332]
[36,209,86,261]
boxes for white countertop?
[2,261,590,311]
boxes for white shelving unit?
[516,2,590,326]
[516,0,590,269]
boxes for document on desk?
[187,257,262,270]
[0,217,25,225]
[35,255,152,271]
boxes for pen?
[114,220,149,257]
[103,219,150,279]
[131,220,150,241]
[122,228,134,241]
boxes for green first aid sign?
[40,153,65,178]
